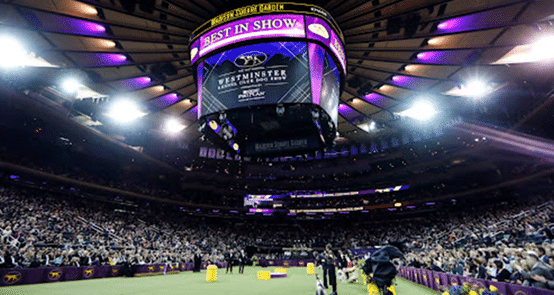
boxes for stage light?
[165,118,185,135]
[233,142,240,151]
[61,78,82,94]
[398,100,437,121]
[358,120,376,132]
[369,121,376,130]
[106,100,145,123]
[0,36,28,68]
[531,36,554,61]
[463,79,491,98]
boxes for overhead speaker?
[404,14,421,37]
[386,16,403,35]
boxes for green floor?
[2,266,439,295]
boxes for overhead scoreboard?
[191,3,346,156]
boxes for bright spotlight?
[532,36,554,61]
[464,79,490,98]
[0,36,28,68]
[358,120,377,132]
[165,118,185,135]
[369,121,376,130]
[61,78,82,94]
[106,100,145,123]
[399,100,437,121]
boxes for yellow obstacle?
[274,268,287,273]
[257,270,271,280]
[206,265,217,282]
[307,262,315,275]
[367,282,396,295]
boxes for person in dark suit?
[2,249,15,269]
[193,251,202,272]
[493,260,511,282]
[238,250,246,274]
[520,251,554,289]
[225,249,233,274]
[324,244,338,295]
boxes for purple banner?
[199,14,305,58]
[0,265,122,287]
[398,266,554,295]
[0,262,229,287]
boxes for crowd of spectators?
[0,183,350,270]
[399,195,554,290]
[2,180,554,291]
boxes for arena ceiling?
[1,0,554,147]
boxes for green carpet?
[1,267,439,295]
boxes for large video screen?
[199,41,312,117]
[308,43,340,126]
[190,13,346,74]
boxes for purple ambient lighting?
[95,54,127,65]
[149,93,180,110]
[324,212,334,215]
[436,15,479,33]
[66,19,106,33]
[426,202,436,206]
[436,8,513,34]
[9,175,19,179]
[416,52,435,60]
[230,210,239,213]
[287,213,297,216]
[438,20,459,30]
[361,210,369,213]
[196,208,201,211]
[387,208,397,211]
[364,93,395,109]
[138,76,151,83]
[392,75,407,82]
[27,11,108,36]
[406,206,416,209]
[306,212,316,215]
[110,76,151,91]
[213,210,219,213]
[339,211,350,214]
[390,76,434,89]
[415,51,467,65]
[87,23,106,33]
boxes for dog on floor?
[316,274,327,295]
